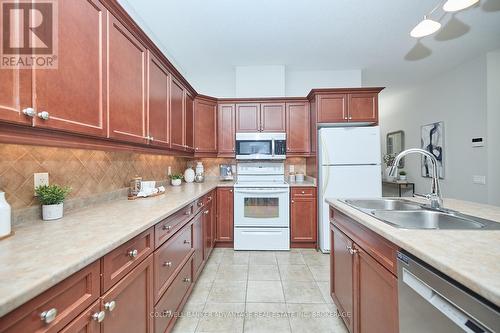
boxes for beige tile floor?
[172,248,349,333]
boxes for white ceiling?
[118,0,500,94]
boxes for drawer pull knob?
[183,278,191,283]
[204,210,209,215]
[40,308,57,324]
[163,225,172,231]
[208,196,212,201]
[104,300,116,312]
[128,249,138,258]
[22,107,36,117]
[92,311,106,323]
[184,240,191,244]
[185,211,191,216]
[197,202,204,207]
[302,191,305,194]
[163,261,172,267]
[37,111,50,120]
[291,200,294,203]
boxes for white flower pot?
[399,175,407,181]
[42,203,64,221]
[385,167,395,182]
[171,179,182,186]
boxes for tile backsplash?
[0,144,186,209]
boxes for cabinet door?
[147,53,170,147]
[194,99,217,153]
[59,301,101,333]
[216,188,234,242]
[185,93,194,151]
[101,255,153,333]
[0,68,31,125]
[310,98,317,154]
[32,0,106,137]
[260,103,285,132]
[217,104,235,156]
[290,194,316,243]
[286,102,310,154]
[108,14,146,144]
[348,93,378,123]
[331,226,355,333]
[192,211,204,279]
[356,248,398,333]
[203,195,215,259]
[236,103,260,132]
[170,78,185,150]
[317,94,347,123]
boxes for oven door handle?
[234,189,289,194]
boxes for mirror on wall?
[387,130,405,167]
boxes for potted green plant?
[35,184,71,221]
[169,174,183,186]
[399,170,407,181]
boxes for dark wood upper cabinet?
[286,102,310,154]
[0,68,31,126]
[32,0,107,137]
[236,103,260,132]
[185,93,195,152]
[290,188,317,245]
[194,98,217,153]
[107,14,146,144]
[348,92,378,123]
[260,103,285,132]
[216,187,233,243]
[317,94,347,123]
[331,225,355,333]
[147,53,170,147]
[357,248,398,333]
[101,255,153,333]
[170,78,185,150]
[309,98,317,154]
[217,104,236,157]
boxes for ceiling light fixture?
[443,0,479,12]
[410,16,442,38]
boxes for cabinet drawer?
[59,301,100,333]
[154,257,193,333]
[291,187,316,197]
[154,223,193,302]
[0,261,100,333]
[102,228,153,292]
[155,203,194,247]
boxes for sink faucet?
[389,148,443,209]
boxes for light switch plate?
[34,173,49,195]
[472,175,486,185]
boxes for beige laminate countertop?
[327,197,500,306]
[0,181,233,317]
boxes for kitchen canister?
[184,167,195,183]
[0,191,12,239]
[195,162,204,175]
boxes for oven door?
[234,188,289,227]
[235,140,273,159]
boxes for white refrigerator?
[318,127,382,253]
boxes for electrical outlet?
[34,173,49,195]
[472,175,486,185]
[167,166,172,176]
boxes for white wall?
[235,66,286,97]
[285,69,362,96]
[487,50,500,206]
[379,54,492,204]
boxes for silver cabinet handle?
[92,311,106,323]
[184,211,191,216]
[104,300,116,312]
[291,200,294,203]
[346,245,358,255]
[40,308,57,324]
[128,249,138,258]
[150,136,154,141]
[163,225,172,231]
[184,240,190,244]
[208,196,212,201]
[183,277,191,283]
[37,111,50,120]
[204,210,209,215]
[301,191,305,194]
[229,189,233,193]
[22,107,36,117]
[163,261,172,267]
[195,147,199,150]
[197,202,204,207]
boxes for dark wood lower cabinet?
[216,188,234,245]
[330,207,399,333]
[101,255,154,333]
[290,187,317,247]
[192,211,205,280]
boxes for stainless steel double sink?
[341,199,500,230]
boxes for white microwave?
[235,133,286,160]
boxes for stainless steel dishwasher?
[397,251,500,333]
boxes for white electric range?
[233,162,290,251]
